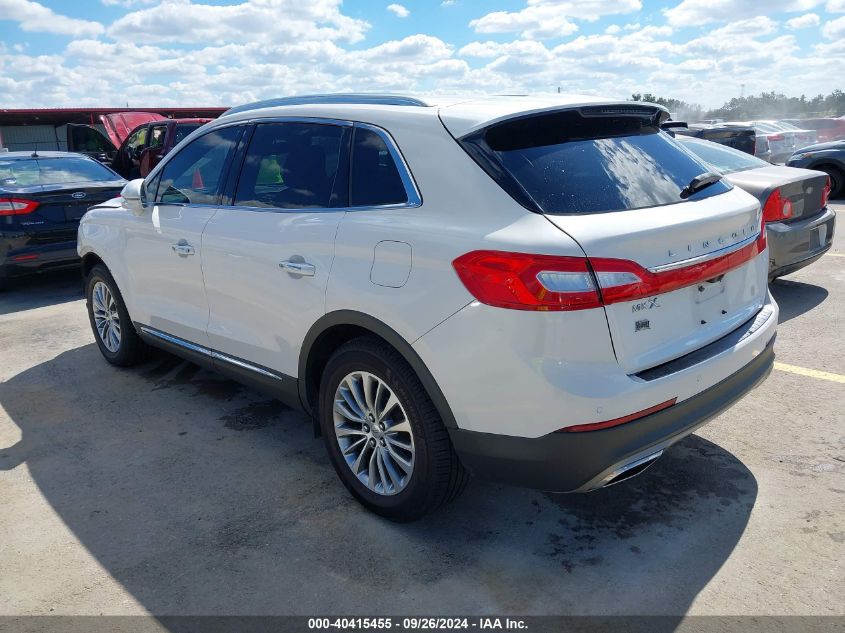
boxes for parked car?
[672,122,766,160]
[68,112,212,179]
[740,121,798,163]
[677,136,835,279]
[763,120,817,150]
[78,94,777,520]
[787,140,845,199]
[0,151,125,289]
[781,118,845,143]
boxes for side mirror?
[121,178,146,216]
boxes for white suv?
[78,94,778,521]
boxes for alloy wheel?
[92,281,121,353]
[333,371,415,495]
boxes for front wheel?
[85,264,147,366]
[319,337,469,521]
[820,165,844,200]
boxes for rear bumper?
[767,206,836,279]
[0,235,79,279]
[449,337,774,492]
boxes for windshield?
[463,109,731,215]
[0,157,118,187]
[677,137,769,175]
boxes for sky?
[0,0,844,109]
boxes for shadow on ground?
[770,279,829,323]
[0,269,82,316]
[0,345,757,618]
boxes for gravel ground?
[0,204,843,618]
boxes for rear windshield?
[677,137,769,175]
[0,157,117,187]
[462,109,731,214]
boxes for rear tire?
[319,336,469,521]
[85,264,147,366]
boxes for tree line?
[630,90,845,121]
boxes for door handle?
[279,259,316,276]
[171,241,195,256]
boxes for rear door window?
[461,109,732,215]
[234,122,349,210]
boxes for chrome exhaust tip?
[599,449,663,488]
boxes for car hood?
[100,112,166,148]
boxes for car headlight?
[791,152,813,161]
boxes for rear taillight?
[0,198,39,216]
[822,176,831,208]
[453,228,767,312]
[769,134,785,142]
[451,251,601,311]
[762,188,794,223]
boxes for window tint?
[157,126,241,205]
[174,123,203,144]
[677,137,769,175]
[234,122,348,209]
[463,109,731,215]
[0,157,118,186]
[351,127,408,207]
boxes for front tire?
[319,337,469,521]
[85,264,147,366]
[819,165,844,199]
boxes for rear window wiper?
[680,171,722,199]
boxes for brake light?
[451,251,601,311]
[762,188,794,223]
[453,229,767,311]
[822,176,831,208]
[0,198,39,216]
[768,134,785,141]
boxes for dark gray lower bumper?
[768,207,836,279]
[449,338,775,493]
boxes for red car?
[68,112,212,179]
[781,118,845,143]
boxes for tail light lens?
[822,176,831,208]
[762,188,794,223]
[451,251,601,311]
[453,226,767,312]
[0,198,39,216]
[769,134,785,141]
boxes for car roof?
[217,93,667,138]
[0,151,93,159]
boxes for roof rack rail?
[222,94,429,117]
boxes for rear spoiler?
[660,121,688,137]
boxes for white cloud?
[386,3,409,18]
[469,0,641,39]
[786,13,820,28]
[605,24,621,34]
[107,0,369,44]
[0,0,104,36]
[100,0,156,6]
[664,0,822,26]
[822,13,845,37]
[826,0,845,11]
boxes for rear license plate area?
[693,277,728,326]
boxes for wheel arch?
[299,310,458,434]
